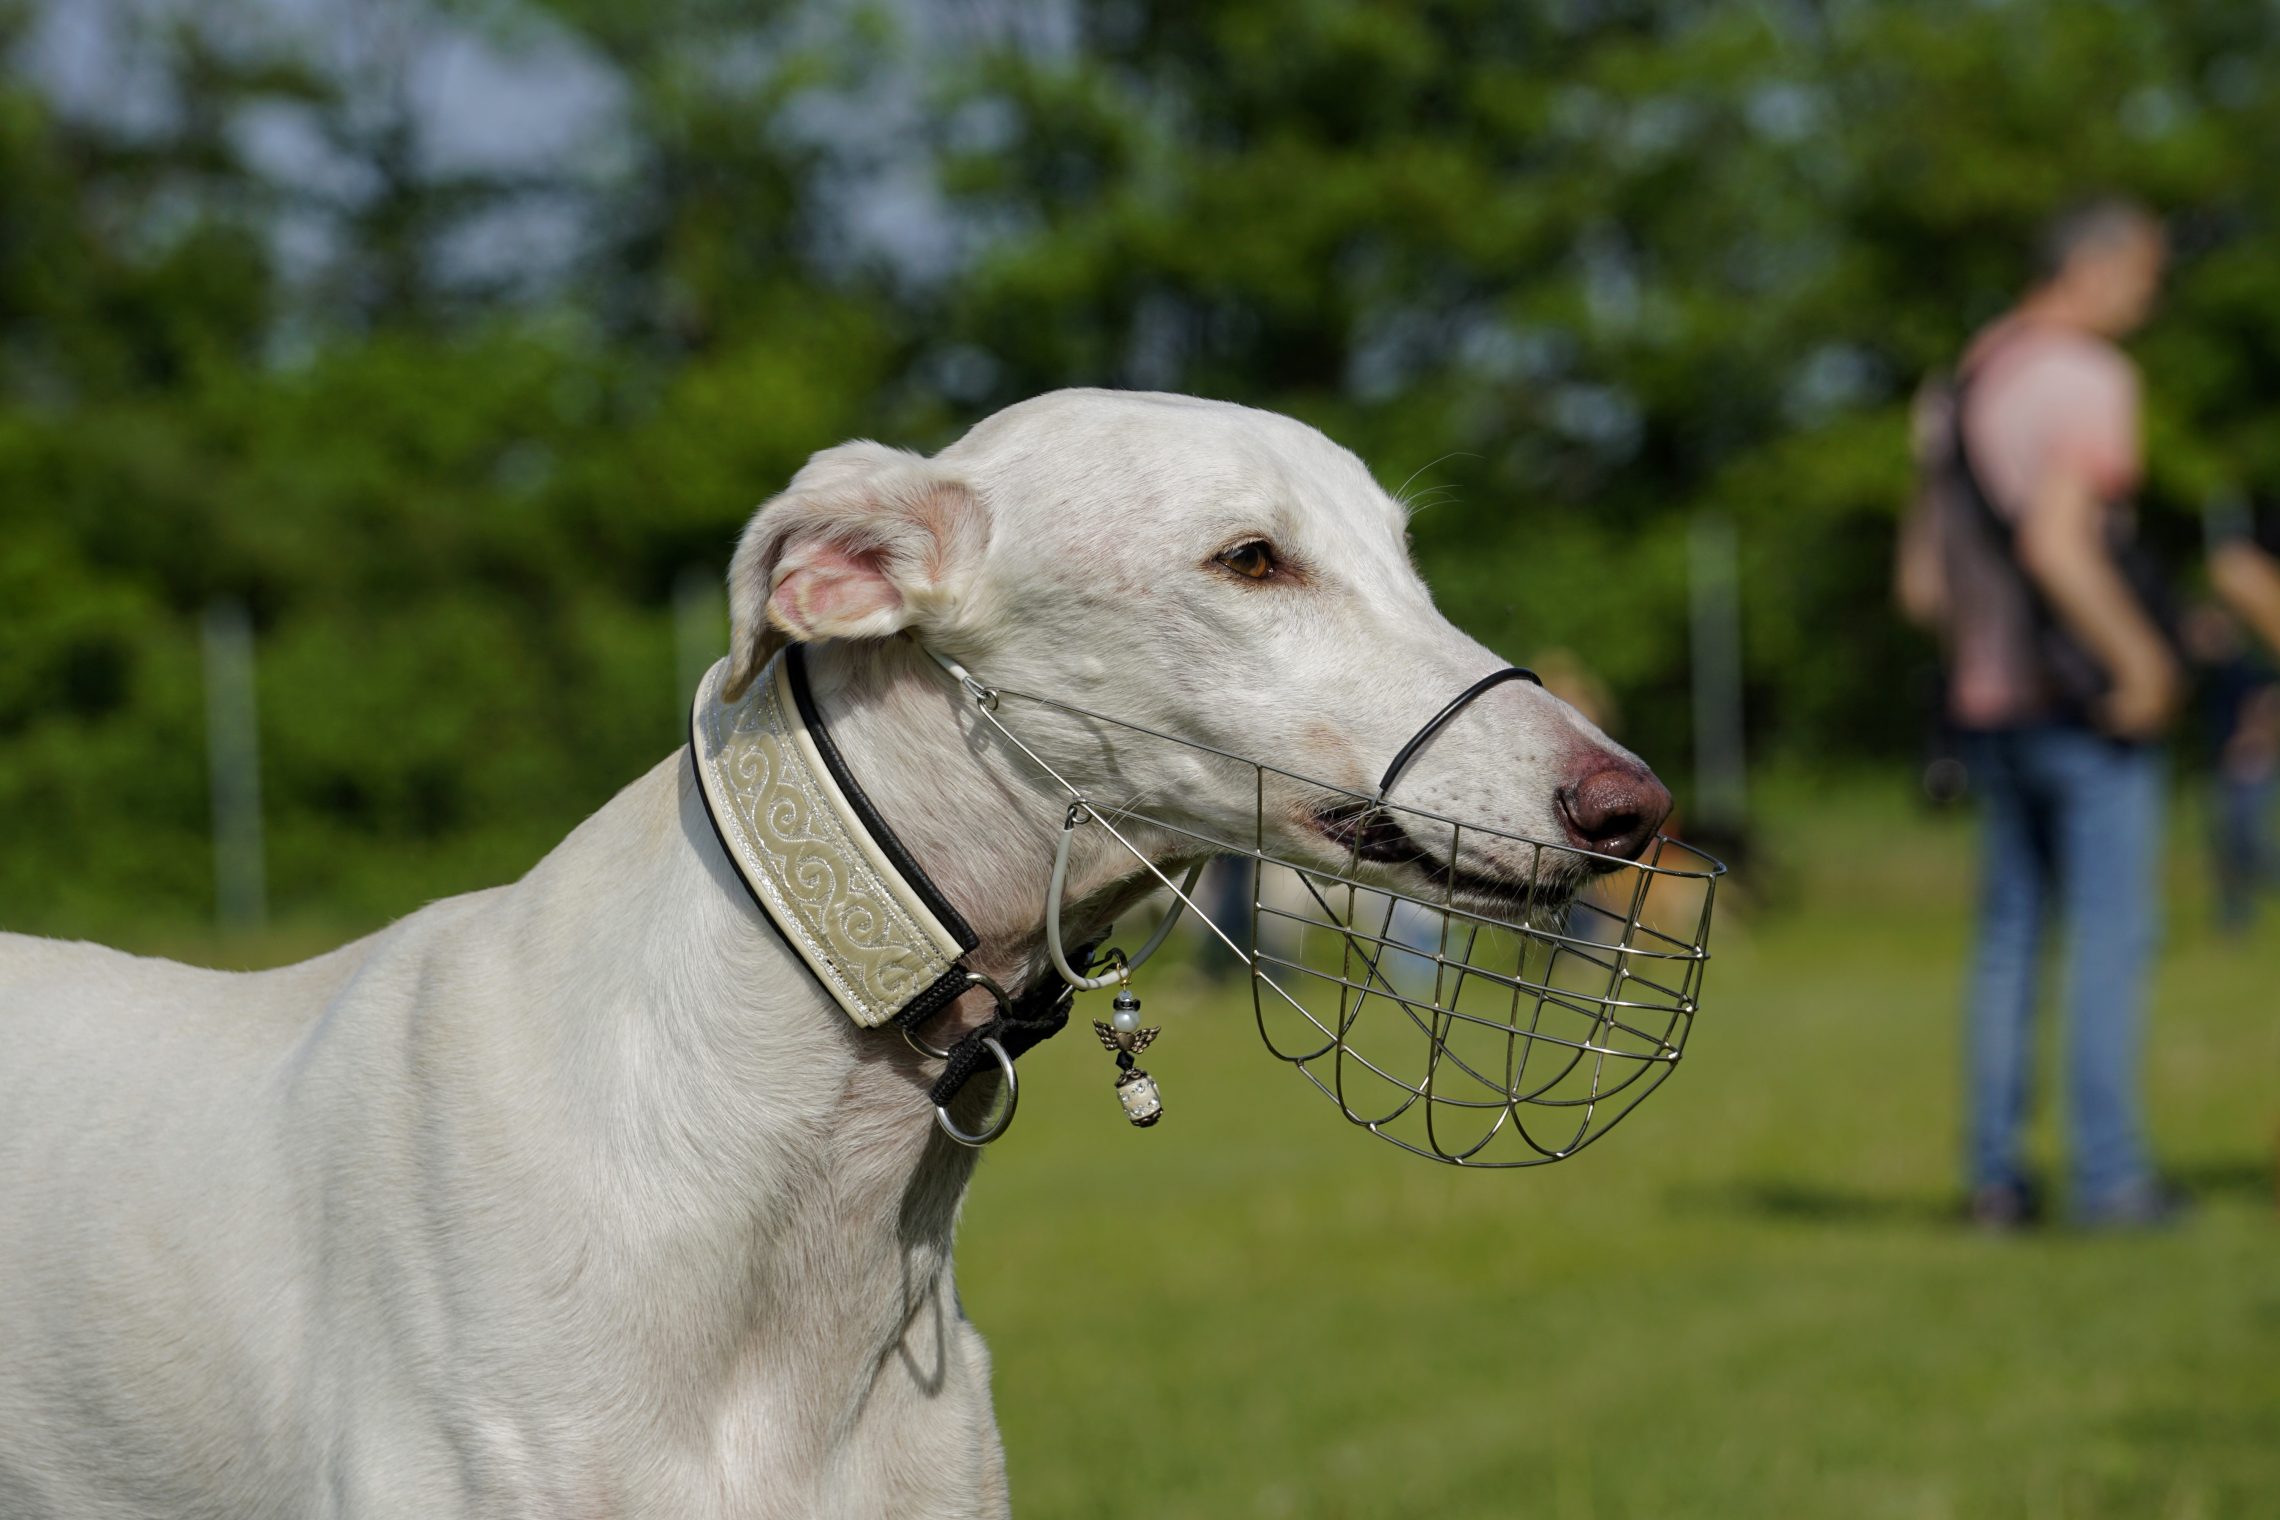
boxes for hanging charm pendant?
[1093,987,1163,1128]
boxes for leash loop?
[901,969,1000,1061]
[932,1036,1018,1147]
[921,971,1022,1146]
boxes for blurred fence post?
[674,563,728,715]
[1687,512,1748,836]
[201,598,266,932]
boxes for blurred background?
[3,1,2276,1515]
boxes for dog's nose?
[1556,763,1673,862]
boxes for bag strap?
[1937,329,2177,721]
[1942,330,2039,553]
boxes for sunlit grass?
[102,776,2279,1517]
[961,783,2280,1519]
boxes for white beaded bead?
[1110,1005,1143,1035]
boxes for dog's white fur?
[0,390,1643,1518]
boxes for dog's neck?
[793,636,1147,1016]
[480,636,1161,1469]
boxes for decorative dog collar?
[690,646,979,1031]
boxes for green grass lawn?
[94,776,2279,1517]
[959,780,2280,1519]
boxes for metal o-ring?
[902,970,1009,1061]
[901,1022,955,1061]
[933,1035,1018,1147]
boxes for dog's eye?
[1215,540,1278,581]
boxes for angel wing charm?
[1094,1020,1160,1057]
[1091,1001,1164,1129]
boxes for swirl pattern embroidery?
[699,662,957,1026]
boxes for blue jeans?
[2211,771,2277,933]
[1963,727,2164,1205]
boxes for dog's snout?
[1556,763,1673,863]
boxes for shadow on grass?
[2169,1156,2274,1205]
[1666,1179,1956,1226]
[1669,1154,2273,1227]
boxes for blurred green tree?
[0,1,901,934]
[920,0,2280,763]
[3,0,2277,937]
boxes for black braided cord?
[926,940,1105,1109]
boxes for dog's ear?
[722,441,989,699]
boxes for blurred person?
[2201,497,2280,1210]
[2203,500,2280,931]
[1897,197,2185,1231]
[2179,598,2278,933]
[2208,503,2280,657]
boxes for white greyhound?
[0,390,1669,1519]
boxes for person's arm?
[2210,538,2280,658]
[1895,382,1952,631]
[1894,491,1947,631]
[2014,464,2180,737]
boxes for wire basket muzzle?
[941,667,1723,1169]
[1243,799,1720,1167]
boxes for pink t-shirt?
[1922,321,2145,728]
[1960,322,2143,515]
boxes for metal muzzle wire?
[927,650,1724,1168]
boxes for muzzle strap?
[1374,666,1542,798]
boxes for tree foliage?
[3,0,2277,935]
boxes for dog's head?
[725,389,1669,912]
